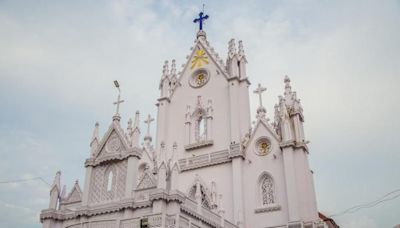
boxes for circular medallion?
[255,137,271,156]
[106,136,121,153]
[189,69,210,88]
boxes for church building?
[40,11,331,228]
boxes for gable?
[171,38,229,101]
[93,122,130,160]
[244,119,281,159]
[67,187,82,203]
[137,172,156,190]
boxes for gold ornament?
[191,49,209,69]
[258,142,270,155]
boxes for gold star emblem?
[191,49,209,69]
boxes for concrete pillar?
[125,156,139,198]
[82,166,92,205]
[231,158,244,225]
[228,79,241,143]
[282,146,300,222]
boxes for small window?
[107,171,113,192]
[198,117,206,141]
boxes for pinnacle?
[196,30,207,39]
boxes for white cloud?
[341,216,378,228]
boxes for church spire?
[238,40,248,79]
[90,122,100,157]
[227,39,239,78]
[129,111,141,147]
[170,59,176,76]
[49,171,61,210]
[159,61,170,98]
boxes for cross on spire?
[144,114,155,136]
[113,80,124,118]
[193,10,209,31]
[253,83,267,107]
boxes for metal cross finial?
[193,9,209,31]
[113,80,124,116]
[253,83,267,107]
[144,114,155,136]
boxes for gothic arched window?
[260,173,275,205]
[104,165,116,199]
[198,116,206,140]
[107,171,113,191]
[194,109,207,142]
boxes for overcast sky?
[0,0,399,227]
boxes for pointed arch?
[258,172,276,206]
[104,165,116,197]
[193,107,208,142]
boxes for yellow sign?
[191,49,209,69]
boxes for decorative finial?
[228,39,236,58]
[113,80,124,121]
[91,122,99,142]
[52,171,61,189]
[238,40,245,57]
[162,60,169,77]
[133,111,140,129]
[284,75,292,95]
[171,59,176,76]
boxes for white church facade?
[40,12,330,228]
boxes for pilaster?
[231,157,245,226]
[228,78,241,143]
[282,146,300,222]
[81,166,92,206]
[156,98,169,155]
[125,156,139,198]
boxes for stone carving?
[136,172,156,190]
[106,134,122,153]
[260,174,275,205]
[89,160,127,204]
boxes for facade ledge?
[85,148,142,167]
[254,204,281,213]
[184,140,214,150]
[149,189,186,203]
